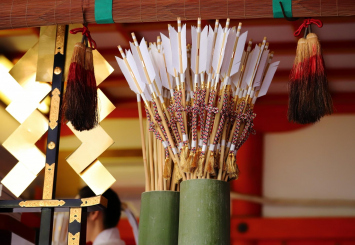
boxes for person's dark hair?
[79,186,122,229]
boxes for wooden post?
[231,133,263,245]
[38,25,67,245]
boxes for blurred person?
[79,186,126,245]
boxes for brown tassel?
[180,145,189,172]
[163,157,172,179]
[214,150,220,169]
[62,42,99,131]
[174,162,183,182]
[226,152,236,177]
[186,150,198,172]
[206,152,216,175]
[193,147,201,168]
[62,42,86,130]
[196,155,205,177]
[230,164,240,181]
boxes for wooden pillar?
[231,133,263,244]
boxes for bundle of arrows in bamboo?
[116,18,280,191]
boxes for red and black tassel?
[288,19,333,124]
[62,26,98,131]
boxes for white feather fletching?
[258,61,280,97]
[220,28,237,76]
[143,87,152,101]
[199,26,208,73]
[212,26,229,73]
[169,26,179,73]
[140,37,156,82]
[115,56,138,94]
[126,49,146,92]
[206,25,215,74]
[148,47,163,94]
[231,72,239,87]
[152,47,171,89]
[191,26,197,73]
[253,50,269,88]
[130,42,148,85]
[241,45,260,89]
[161,33,174,76]
[212,25,224,72]
[181,24,187,72]
[230,31,248,76]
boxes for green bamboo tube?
[178,179,230,245]
[138,191,180,245]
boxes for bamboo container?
[139,191,180,245]
[178,179,230,245]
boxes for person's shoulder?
[94,241,125,245]
[93,227,126,245]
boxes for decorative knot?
[294,18,323,37]
[70,25,97,49]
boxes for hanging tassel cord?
[70,25,97,50]
[294,18,323,37]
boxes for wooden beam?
[0,1,354,30]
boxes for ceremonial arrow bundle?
[116,18,279,191]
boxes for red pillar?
[231,132,264,244]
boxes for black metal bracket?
[279,1,299,21]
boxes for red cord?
[70,25,97,50]
[293,18,323,37]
